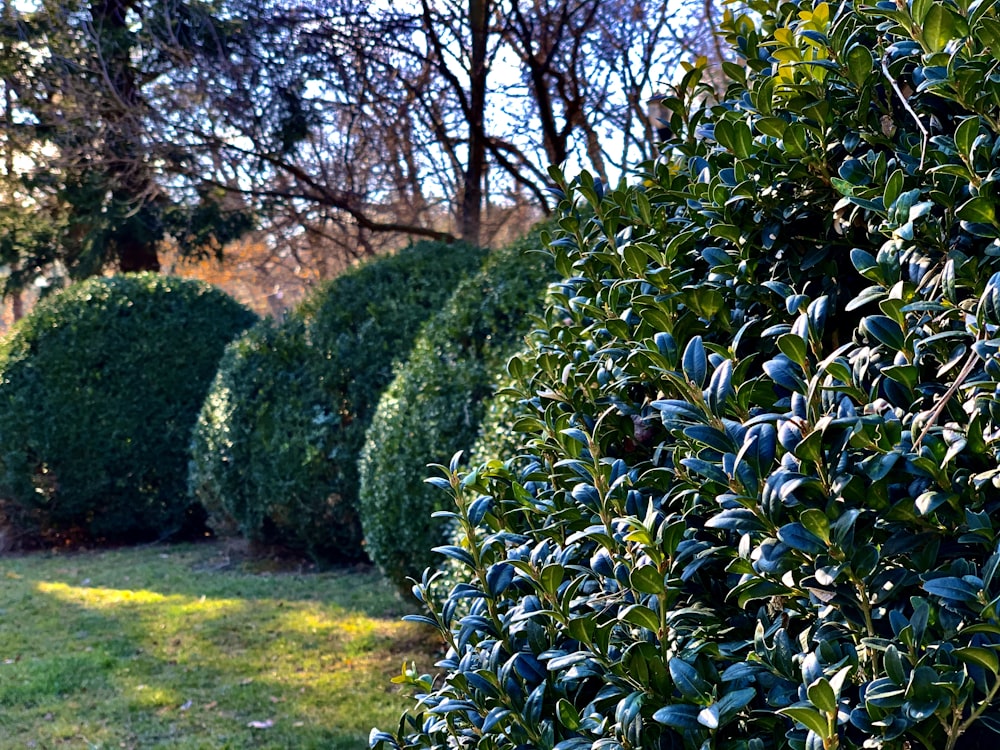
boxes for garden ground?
[0,541,436,749]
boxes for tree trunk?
[461,0,488,246]
[118,238,161,273]
[3,0,22,318]
[93,0,161,273]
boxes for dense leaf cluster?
[359,232,556,591]
[373,1,1000,749]
[0,274,256,543]
[188,240,485,563]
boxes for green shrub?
[374,2,1000,749]
[188,240,485,563]
[0,274,256,543]
[358,231,556,591]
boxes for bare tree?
[0,0,732,299]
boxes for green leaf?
[865,677,906,709]
[778,705,830,738]
[733,121,754,159]
[911,0,933,24]
[539,563,565,595]
[980,18,1000,61]
[709,224,743,244]
[756,116,787,138]
[777,333,808,368]
[885,645,907,685]
[957,196,997,225]
[652,704,702,730]
[799,508,830,542]
[714,119,735,151]
[845,44,873,87]
[683,336,708,388]
[784,124,809,156]
[630,565,664,595]
[556,698,581,729]
[685,287,726,320]
[716,687,756,723]
[807,678,837,713]
[794,429,824,464]
[852,544,880,578]
[622,243,648,275]
[697,703,721,729]
[821,359,854,384]
[922,576,979,604]
[960,624,1000,636]
[914,491,952,516]
[884,169,904,209]
[778,522,826,554]
[669,659,712,704]
[861,315,906,351]
[955,116,981,158]
[620,604,660,633]
[733,577,788,608]
[922,3,960,53]
[882,364,918,390]
[955,647,999,675]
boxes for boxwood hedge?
[374,1,1000,749]
[0,274,256,544]
[188,240,485,563]
[358,231,556,591]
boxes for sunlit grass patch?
[0,542,436,749]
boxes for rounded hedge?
[0,274,256,543]
[188,240,486,563]
[374,3,1000,749]
[358,231,555,591]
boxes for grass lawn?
[0,542,437,749]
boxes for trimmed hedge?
[0,274,256,543]
[188,240,485,563]
[374,2,1000,749]
[358,230,555,591]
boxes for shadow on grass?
[0,542,439,749]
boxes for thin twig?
[913,349,979,449]
[881,57,928,170]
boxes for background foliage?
[189,240,486,563]
[0,274,256,543]
[358,231,556,591]
[374,1,1000,749]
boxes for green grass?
[0,542,437,749]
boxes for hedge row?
[189,239,487,562]
[358,233,556,590]
[0,274,256,543]
[0,235,551,566]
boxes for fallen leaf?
[203,701,218,711]
[247,719,274,729]
[180,700,193,711]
